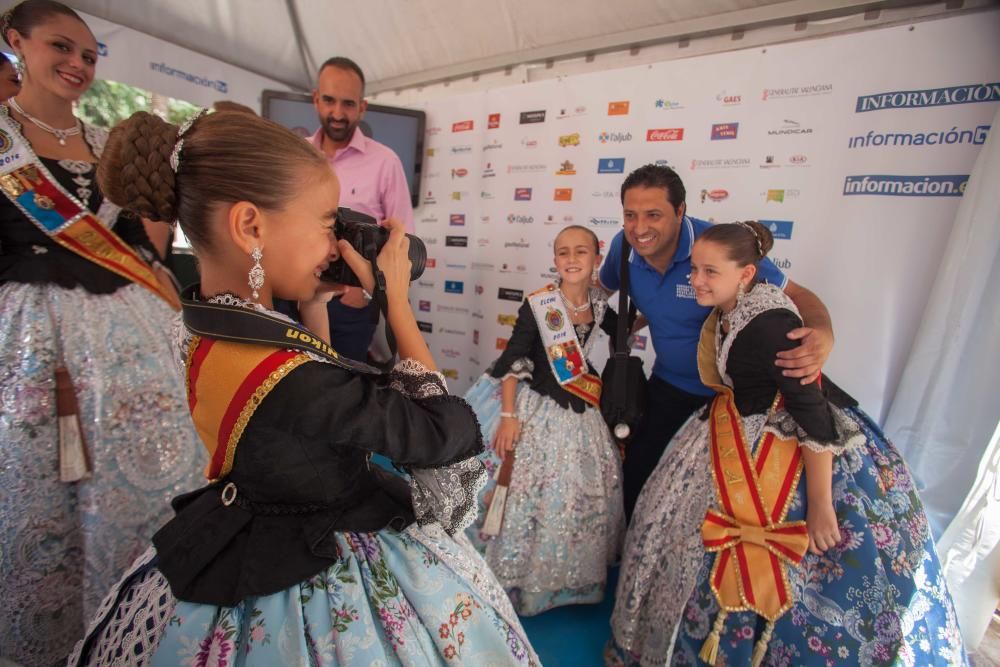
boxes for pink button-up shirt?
[308,128,415,232]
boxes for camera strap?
[370,267,399,373]
[181,285,382,376]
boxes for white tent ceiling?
[65,0,960,93]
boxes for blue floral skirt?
[464,375,624,616]
[608,407,968,667]
[71,525,538,666]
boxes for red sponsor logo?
[704,189,729,202]
[553,188,573,201]
[451,168,468,177]
[488,113,500,129]
[426,258,437,268]
[452,120,474,132]
[646,128,684,142]
[496,338,508,350]
[473,330,480,344]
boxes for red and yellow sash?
[696,310,810,665]
[0,108,179,309]
[526,284,602,408]
[185,336,311,481]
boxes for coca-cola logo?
[646,128,684,142]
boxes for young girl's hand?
[806,501,841,555]
[493,416,521,460]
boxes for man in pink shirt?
[309,57,414,232]
[304,57,415,360]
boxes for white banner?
[408,11,1000,421]
[78,12,293,111]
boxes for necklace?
[8,98,81,146]
[558,287,591,314]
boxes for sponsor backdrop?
[76,12,292,110]
[407,12,999,420]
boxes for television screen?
[261,91,425,209]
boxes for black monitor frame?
[261,90,425,209]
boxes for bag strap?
[612,238,633,403]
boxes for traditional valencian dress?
[464,284,624,615]
[70,289,539,666]
[607,283,967,667]
[0,106,203,666]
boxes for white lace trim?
[389,357,448,395]
[68,547,172,667]
[499,357,534,382]
[716,283,799,387]
[764,403,867,454]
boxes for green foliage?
[75,79,200,130]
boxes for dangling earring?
[736,281,746,305]
[12,55,24,81]
[591,268,599,283]
[248,247,264,301]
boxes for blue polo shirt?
[600,216,787,396]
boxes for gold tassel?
[699,609,728,665]
[751,621,775,667]
[55,366,91,482]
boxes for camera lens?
[406,234,426,281]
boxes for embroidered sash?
[0,106,178,309]
[180,287,382,480]
[185,336,310,481]
[527,284,602,407]
[696,310,810,664]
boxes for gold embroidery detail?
[213,354,311,482]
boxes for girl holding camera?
[70,109,537,666]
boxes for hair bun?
[96,111,180,221]
[744,220,775,258]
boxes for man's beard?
[321,115,356,143]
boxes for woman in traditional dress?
[70,108,538,666]
[607,221,967,666]
[0,2,202,664]
[464,225,624,616]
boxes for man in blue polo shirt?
[601,164,834,520]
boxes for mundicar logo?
[843,175,968,197]
[856,83,1000,113]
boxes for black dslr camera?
[322,207,427,287]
